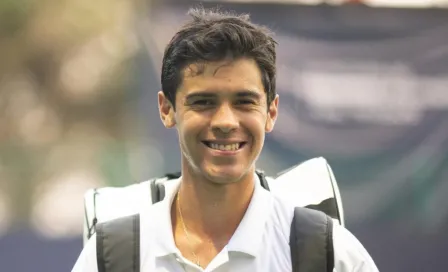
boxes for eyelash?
[191,99,255,107]
[193,100,214,106]
[236,100,254,105]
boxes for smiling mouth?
[202,141,246,151]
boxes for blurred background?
[1,0,448,271]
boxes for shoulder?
[71,233,98,272]
[332,224,379,272]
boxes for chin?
[207,175,241,185]
[202,165,249,185]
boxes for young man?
[72,8,379,272]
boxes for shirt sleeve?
[332,224,379,272]
[71,233,99,272]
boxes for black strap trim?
[325,163,342,224]
[133,215,140,272]
[165,172,181,179]
[256,170,270,191]
[326,216,334,272]
[157,183,165,202]
[150,179,159,204]
[96,221,106,272]
[85,188,99,240]
[305,197,339,220]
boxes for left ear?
[265,94,279,133]
[158,91,176,128]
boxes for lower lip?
[203,143,246,156]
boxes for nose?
[210,103,239,134]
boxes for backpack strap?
[96,214,140,272]
[150,179,165,204]
[290,207,334,272]
[256,170,270,190]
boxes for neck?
[175,165,256,241]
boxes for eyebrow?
[185,92,216,101]
[235,90,262,100]
[185,90,262,101]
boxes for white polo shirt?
[72,177,378,272]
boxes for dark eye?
[193,99,214,106]
[236,99,255,105]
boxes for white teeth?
[209,143,240,151]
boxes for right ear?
[158,91,176,128]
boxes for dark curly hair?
[160,7,277,110]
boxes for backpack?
[94,170,335,272]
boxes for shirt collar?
[142,174,273,258]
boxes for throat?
[172,193,238,269]
[171,175,255,269]
[174,182,254,241]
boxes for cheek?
[251,111,268,131]
[177,117,202,149]
[177,124,201,165]
[244,115,267,144]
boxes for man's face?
[158,58,279,184]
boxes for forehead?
[179,58,265,96]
